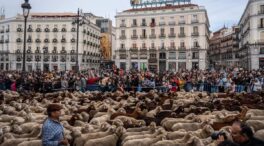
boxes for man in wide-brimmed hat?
[42,104,68,146]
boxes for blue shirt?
[42,118,64,146]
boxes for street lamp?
[21,0,31,72]
[72,8,86,72]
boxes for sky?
[0,0,248,31]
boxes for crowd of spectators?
[0,67,263,93]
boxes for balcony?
[191,32,199,37]
[36,28,41,32]
[131,23,137,27]
[168,46,176,51]
[148,58,158,63]
[131,35,138,40]
[168,21,176,26]
[44,28,50,32]
[130,47,138,52]
[27,28,33,32]
[120,24,126,27]
[5,29,9,33]
[159,47,166,50]
[149,34,156,39]
[150,23,156,27]
[119,35,126,40]
[191,19,199,24]
[149,47,157,51]
[159,34,166,38]
[159,22,166,26]
[16,38,22,43]
[140,35,147,39]
[53,28,58,32]
[0,40,3,44]
[178,33,186,38]
[141,23,147,27]
[179,21,186,25]
[35,39,41,43]
[168,33,176,38]
[0,30,4,33]
[5,39,9,43]
[258,10,264,14]
[17,28,22,32]
[178,46,186,50]
[191,46,200,50]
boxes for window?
[142,43,146,48]
[193,26,198,33]
[178,52,186,59]
[260,58,264,69]
[151,42,155,48]
[260,18,264,28]
[193,15,197,20]
[192,52,199,59]
[170,42,175,47]
[180,27,185,34]
[193,40,199,47]
[260,47,264,54]
[178,62,186,70]
[132,43,137,48]
[121,43,125,49]
[142,19,146,25]
[133,29,137,36]
[159,52,166,59]
[169,52,176,59]
[151,18,155,24]
[150,53,156,58]
[161,42,165,49]
[170,28,174,34]
[180,41,185,47]
[132,19,137,26]
[260,5,264,14]
[121,30,125,36]
[142,29,146,37]
[151,29,155,35]
[160,28,165,35]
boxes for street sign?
[130,0,192,8]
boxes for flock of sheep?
[0,90,264,146]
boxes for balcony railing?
[0,40,4,44]
[191,19,199,24]
[168,33,176,38]
[258,10,264,14]
[27,28,33,32]
[141,23,147,26]
[159,22,166,26]
[149,34,156,39]
[119,35,126,40]
[131,35,138,40]
[159,34,166,38]
[5,39,9,43]
[168,46,176,50]
[179,21,186,25]
[191,32,199,37]
[131,24,137,27]
[130,47,138,51]
[191,46,200,50]
[178,46,186,50]
[168,21,176,26]
[178,33,186,38]
[5,29,9,33]
[140,35,147,39]
[0,30,4,33]
[120,24,126,27]
[150,23,156,27]
[258,24,264,29]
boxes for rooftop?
[123,4,198,12]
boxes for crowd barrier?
[0,82,261,94]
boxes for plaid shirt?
[42,118,64,146]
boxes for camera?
[211,131,227,140]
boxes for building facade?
[114,3,210,72]
[0,13,101,71]
[238,0,264,70]
[209,26,240,70]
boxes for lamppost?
[72,8,85,72]
[21,0,31,72]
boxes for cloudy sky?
[0,0,248,31]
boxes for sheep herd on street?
[0,90,264,146]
